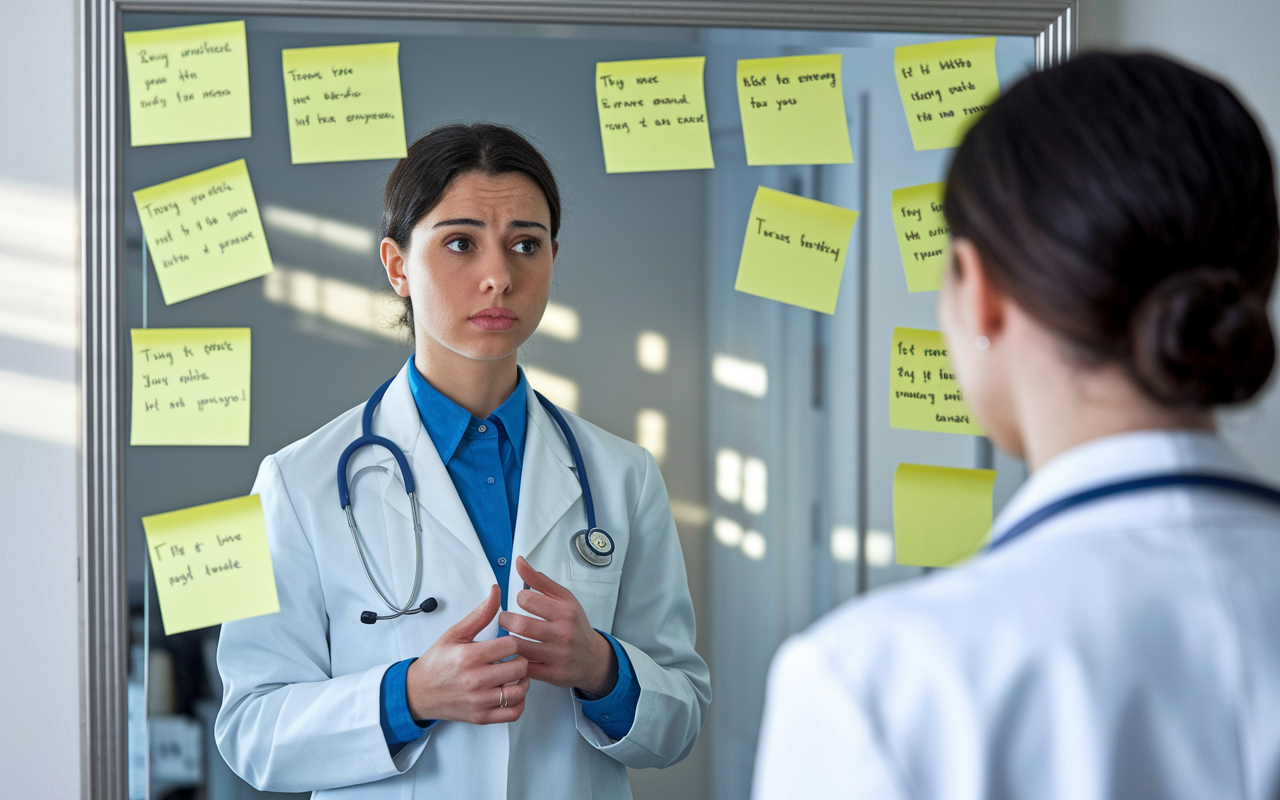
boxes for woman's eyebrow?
[509,220,548,231]
[432,218,484,229]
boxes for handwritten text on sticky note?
[133,159,274,305]
[143,494,279,635]
[894,463,996,567]
[130,328,251,446]
[596,57,714,173]
[737,54,853,166]
[123,21,251,147]
[281,42,408,164]
[890,327,983,435]
[894,38,1000,150]
[735,186,858,314]
[892,182,950,292]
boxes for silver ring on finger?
[499,686,507,709]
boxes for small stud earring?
[975,336,990,351]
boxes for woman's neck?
[1011,350,1214,472]
[414,338,520,419]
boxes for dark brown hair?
[381,123,561,332]
[945,52,1279,407]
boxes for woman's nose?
[478,250,514,293]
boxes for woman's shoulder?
[261,401,366,479]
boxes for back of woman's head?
[945,52,1279,407]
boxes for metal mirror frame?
[79,0,1075,795]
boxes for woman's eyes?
[443,237,539,254]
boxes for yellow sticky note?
[737,54,853,166]
[892,182,950,292]
[133,159,274,305]
[890,327,983,435]
[735,186,858,314]
[596,57,714,173]
[142,494,279,635]
[281,42,408,164]
[130,328,251,446]
[894,38,1000,150]
[123,21,252,147]
[894,463,996,567]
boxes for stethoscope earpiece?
[360,596,438,625]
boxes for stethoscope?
[337,376,616,624]
[987,472,1280,553]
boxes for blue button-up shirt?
[379,358,640,754]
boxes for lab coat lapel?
[513,383,584,562]
[373,364,487,570]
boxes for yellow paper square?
[894,38,1000,150]
[737,54,853,166]
[596,57,714,173]
[734,186,858,314]
[143,494,279,635]
[131,328,251,446]
[133,159,274,305]
[123,21,252,147]
[890,327,983,435]
[894,463,996,567]
[281,42,408,164]
[892,182,950,292]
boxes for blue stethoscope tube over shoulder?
[988,472,1280,553]
[337,376,614,624]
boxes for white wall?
[0,0,82,796]
[1086,0,1280,482]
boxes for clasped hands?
[404,556,617,724]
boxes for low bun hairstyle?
[945,52,1279,408]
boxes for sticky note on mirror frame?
[143,494,279,635]
[130,328,251,446]
[595,57,715,173]
[892,182,950,292]
[281,42,408,164]
[133,159,274,305]
[123,20,252,147]
[894,38,1000,151]
[894,463,996,567]
[735,186,858,314]
[736,54,853,166]
[889,327,983,435]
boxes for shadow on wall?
[0,178,79,445]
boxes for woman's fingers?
[480,654,528,688]
[497,610,557,641]
[447,585,502,643]
[470,634,521,664]
[515,556,568,600]
[513,589,561,621]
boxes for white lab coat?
[215,363,710,799]
[754,430,1280,800]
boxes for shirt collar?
[990,429,1249,542]
[406,356,528,465]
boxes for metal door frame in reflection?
[81,1,1074,796]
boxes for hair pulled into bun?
[945,53,1279,409]
[1128,268,1275,407]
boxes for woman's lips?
[470,307,517,331]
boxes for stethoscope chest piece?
[574,527,614,567]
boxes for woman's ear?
[381,237,411,298]
[951,238,1007,345]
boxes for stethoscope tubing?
[336,374,600,622]
[987,472,1280,553]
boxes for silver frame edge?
[79,1,1076,797]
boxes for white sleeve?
[577,451,712,768]
[752,636,908,800]
[213,455,432,793]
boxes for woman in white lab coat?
[215,123,709,799]
[754,53,1280,800]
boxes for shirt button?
[602,714,611,720]
[487,476,496,485]
[497,557,508,567]
[477,424,487,433]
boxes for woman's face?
[383,170,556,363]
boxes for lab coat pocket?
[566,557,623,632]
